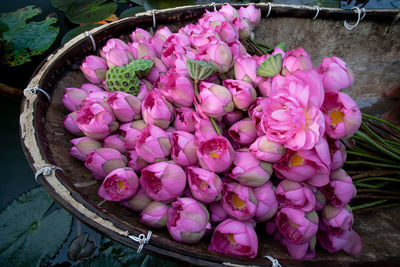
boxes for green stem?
[255,41,273,51]
[346,151,397,164]
[361,122,400,155]
[355,181,389,189]
[357,188,400,195]
[385,139,400,148]
[355,131,400,160]
[362,113,400,133]
[353,202,400,213]
[210,117,222,135]
[344,160,400,169]
[351,199,389,211]
[355,194,400,200]
[246,38,268,55]
[354,177,400,184]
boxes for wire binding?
[210,2,217,12]
[34,165,64,183]
[151,9,157,28]
[265,255,281,267]
[266,3,272,18]
[85,31,96,52]
[312,6,320,20]
[344,7,366,30]
[23,87,51,101]
[128,231,152,254]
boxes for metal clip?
[344,7,366,30]
[265,255,281,267]
[23,87,51,101]
[85,31,96,52]
[128,231,152,254]
[210,2,217,12]
[266,3,272,18]
[151,9,157,28]
[34,165,64,183]
[312,6,320,20]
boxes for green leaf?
[62,24,97,45]
[99,237,146,265]
[143,0,195,10]
[275,42,285,51]
[257,54,282,78]
[76,255,122,267]
[130,0,144,5]
[0,6,39,31]
[51,0,76,12]
[68,233,96,261]
[392,0,400,8]
[0,187,72,266]
[120,6,145,18]
[66,0,117,24]
[186,59,216,81]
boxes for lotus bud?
[250,136,286,163]
[223,110,244,125]
[119,120,147,150]
[167,197,210,243]
[151,26,173,57]
[286,235,316,259]
[276,180,316,212]
[193,114,218,140]
[106,92,141,123]
[210,202,228,222]
[64,111,83,136]
[228,118,257,145]
[320,169,356,208]
[214,21,239,44]
[139,201,169,228]
[126,150,148,172]
[80,55,108,84]
[238,4,261,28]
[187,166,222,203]
[173,108,196,133]
[197,136,235,173]
[80,83,105,93]
[98,167,138,201]
[281,47,313,75]
[100,38,130,58]
[103,134,126,154]
[70,137,102,161]
[105,48,131,68]
[206,41,233,73]
[209,218,258,258]
[135,125,171,164]
[171,131,198,167]
[317,56,354,92]
[253,181,278,222]
[136,80,152,101]
[219,4,239,21]
[223,79,256,111]
[145,56,167,84]
[198,82,234,118]
[85,148,127,180]
[140,161,186,202]
[62,88,88,112]
[129,41,156,60]
[142,90,174,129]
[221,182,258,221]
[329,138,347,171]
[234,56,259,86]
[130,28,152,42]
[121,187,152,212]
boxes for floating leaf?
[275,42,286,51]
[99,237,146,265]
[120,6,145,18]
[62,24,97,45]
[66,0,117,25]
[76,255,121,267]
[392,0,400,8]
[0,187,72,266]
[68,233,96,261]
[113,0,131,3]
[0,6,59,66]
[187,59,216,81]
[257,54,282,78]
[130,0,144,5]
[51,0,76,12]
[143,0,195,10]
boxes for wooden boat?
[20,3,400,266]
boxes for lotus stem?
[255,41,273,50]
[355,181,389,189]
[354,131,400,160]
[344,160,400,169]
[210,117,222,135]
[355,194,400,200]
[351,170,400,179]
[351,199,389,211]
[356,188,400,195]
[353,202,400,213]
[354,177,400,184]
[362,113,400,133]
[347,151,397,164]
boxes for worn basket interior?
[20,3,400,266]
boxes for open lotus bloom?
[197,135,235,173]
[70,137,102,162]
[80,55,108,84]
[98,167,138,202]
[119,120,147,150]
[140,161,186,202]
[62,87,88,112]
[173,108,196,133]
[322,91,362,139]
[249,135,286,163]
[187,166,222,203]
[276,180,316,212]
[317,56,354,92]
[210,201,228,222]
[171,131,198,167]
[320,168,356,208]
[142,89,174,129]
[85,148,127,180]
[198,81,234,118]
[167,197,210,243]
[103,134,126,154]
[209,218,258,258]
[135,124,171,164]
[221,182,258,221]
[139,201,169,228]
[253,181,278,222]
[107,92,141,123]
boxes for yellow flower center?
[290,154,304,167]
[209,152,219,159]
[227,233,236,245]
[118,180,126,190]
[232,194,246,208]
[329,110,345,126]
[200,181,208,191]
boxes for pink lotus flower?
[161,42,186,68]
[223,79,256,111]
[140,161,186,202]
[119,120,147,150]
[329,138,347,170]
[206,41,233,73]
[238,4,261,28]
[285,236,316,259]
[107,92,141,122]
[130,28,152,42]
[75,101,119,140]
[64,111,83,136]
[214,21,239,44]
[80,83,105,93]
[315,190,328,212]
[249,136,286,163]
[142,90,174,129]
[151,26,172,57]
[127,150,148,172]
[198,82,234,118]
[248,98,265,136]
[209,218,258,258]
[317,56,354,92]
[145,56,167,84]
[234,56,259,86]
[322,91,361,139]
[228,118,257,145]
[70,137,102,161]
[253,181,278,221]
[232,17,251,41]
[221,182,258,221]
[171,131,198,167]
[129,41,156,60]
[173,108,196,133]
[228,39,248,58]
[103,134,126,154]
[273,148,330,187]
[167,197,210,243]
[210,201,228,222]
[85,148,127,180]
[197,135,234,173]
[224,110,244,125]
[62,88,88,112]
[320,168,356,208]
[98,167,138,201]
[187,166,222,203]
[260,70,325,151]
[80,56,108,84]
[136,80,152,102]
[157,69,195,108]
[257,74,285,97]
[230,149,272,187]
[281,47,313,75]
[193,113,218,140]
[139,201,169,228]
[105,48,131,67]
[135,125,171,164]
[276,207,318,244]
[276,180,316,212]
[121,187,152,212]
[100,38,130,59]
[219,4,239,21]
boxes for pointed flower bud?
[107,92,141,123]
[62,88,88,112]
[103,134,126,154]
[228,118,257,145]
[85,148,127,180]
[171,131,198,167]
[197,136,235,173]
[320,169,356,208]
[253,181,278,222]
[221,182,258,221]
[70,137,102,162]
[140,201,169,228]
[276,180,316,212]
[198,82,234,118]
[187,166,222,203]
[250,136,286,163]
[80,56,108,84]
[98,167,138,201]
[135,125,171,164]
[142,90,174,129]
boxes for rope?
[266,3,272,18]
[128,231,152,254]
[85,31,96,52]
[23,87,51,101]
[344,7,366,30]
[151,9,157,28]
[312,6,320,20]
[265,255,281,267]
[34,165,64,183]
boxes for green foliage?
[187,59,216,81]
[143,0,195,10]
[0,6,59,66]
[66,0,117,24]
[77,255,122,267]
[0,187,72,266]
[120,6,146,18]
[51,0,76,12]
[257,54,283,77]
[275,42,286,51]
[62,24,98,45]
[68,233,96,261]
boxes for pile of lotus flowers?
[62,3,363,259]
